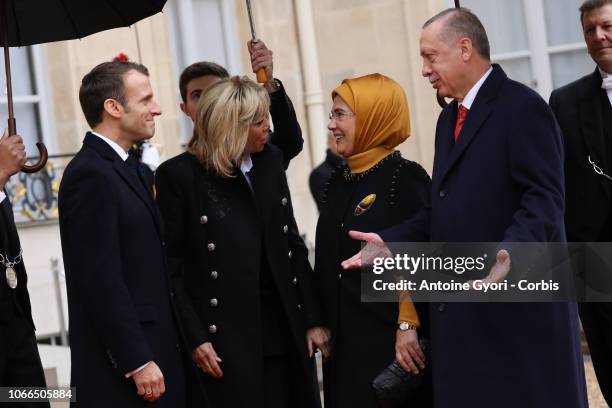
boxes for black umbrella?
[0,0,166,173]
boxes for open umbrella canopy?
[1,0,166,47]
[0,0,167,172]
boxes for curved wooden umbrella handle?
[5,117,49,174]
[21,142,48,173]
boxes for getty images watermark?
[359,242,612,302]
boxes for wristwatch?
[398,321,418,331]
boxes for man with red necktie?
[342,7,587,408]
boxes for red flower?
[113,53,129,62]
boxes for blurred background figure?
[308,132,345,212]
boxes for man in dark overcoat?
[343,8,587,408]
[0,132,49,406]
[59,61,185,407]
[550,0,612,404]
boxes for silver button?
[210,270,218,279]
[207,243,215,252]
[208,324,217,334]
[281,197,288,206]
[210,298,218,307]
[200,215,208,224]
[292,276,297,285]
[438,304,445,312]
[297,304,302,311]
[283,225,288,234]
[288,250,292,259]
[338,273,342,280]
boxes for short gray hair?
[423,8,491,61]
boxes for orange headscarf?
[332,73,411,173]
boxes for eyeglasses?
[328,110,355,121]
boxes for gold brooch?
[354,194,376,216]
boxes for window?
[449,0,593,99]
[0,45,55,155]
[166,0,241,143]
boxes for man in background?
[178,41,303,169]
[0,131,49,407]
[550,0,612,404]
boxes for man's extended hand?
[192,342,223,378]
[132,361,165,402]
[306,326,331,362]
[0,130,26,189]
[247,40,276,92]
[341,230,389,270]
[476,249,511,285]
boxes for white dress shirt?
[90,131,129,161]
[599,68,612,106]
[460,66,494,110]
[240,154,254,191]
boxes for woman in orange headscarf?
[314,74,431,407]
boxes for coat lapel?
[579,69,609,197]
[438,65,504,184]
[83,133,162,237]
[0,196,20,256]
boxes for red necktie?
[454,104,469,141]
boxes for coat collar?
[578,69,610,198]
[434,64,506,184]
[579,69,607,168]
[83,132,162,236]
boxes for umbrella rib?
[9,0,22,46]
[58,0,82,38]
[103,0,130,26]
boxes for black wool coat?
[314,152,431,408]
[59,133,185,407]
[155,144,320,408]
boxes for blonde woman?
[156,76,328,408]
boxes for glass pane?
[496,57,535,89]
[550,50,595,88]
[0,103,42,154]
[0,47,35,97]
[543,0,584,46]
[461,0,529,53]
[192,0,227,67]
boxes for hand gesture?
[341,230,390,270]
[395,329,425,374]
[247,40,275,91]
[132,362,165,402]
[192,342,223,378]
[0,130,26,188]
[306,326,331,362]
[475,249,511,286]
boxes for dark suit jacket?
[381,65,587,408]
[59,133,184,407]
[155,145,319,408]
[550,68,612,242]
[0,196,35,328]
